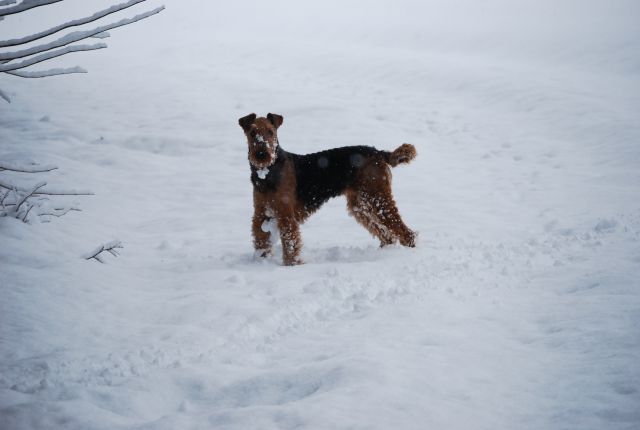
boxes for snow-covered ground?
[1,1,639,429]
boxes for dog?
[239,112,417,265]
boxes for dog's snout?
[255,150,268,160]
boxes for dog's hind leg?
[346,190,396,247]
[347,188,416,248]
[373,191,416,247]
[348,157,416,247]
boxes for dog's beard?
[249,140,278,169]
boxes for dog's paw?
[283,257,304,266]
[254,248,273,259]
[400,230,418,248]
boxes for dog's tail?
[382,143,417,167]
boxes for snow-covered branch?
[0,0,62,17]
[0,179,93,196]
[0,0,148,48]
[0,6,165,62]
[0,187,85,222]
[0,163,91,222]
[83,240,123,263]
[0,44,107,73]
[5,66,87,78]
[0,181,45,222]
[0,1,164,98]
[0,161,59,173]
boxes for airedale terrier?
[239,112,417,265]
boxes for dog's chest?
[251,161,283,192]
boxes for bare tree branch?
[0,0,147,48]
[0,6,165,62]
[0,161,58,173]
[84,240,123,263]
[6,66,87,78]
[0,43,107,73]
[0,0,63,17]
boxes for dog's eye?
[265,130,273,137]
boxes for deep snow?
[1,1,639,429]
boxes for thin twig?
[38,207,81,217]
[14,181,46,213]
[21,203,34,222]
[84,240,123,263]
[0,190,9,208]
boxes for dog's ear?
[239,113,257,132]
[267,113,283,129]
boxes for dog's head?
[239,113,283,169]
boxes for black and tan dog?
[239,112,417,265]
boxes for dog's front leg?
[252,197,273,258]
[277,213,303,266]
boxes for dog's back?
[290,146,380,212]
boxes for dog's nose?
[255,150,268,160]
